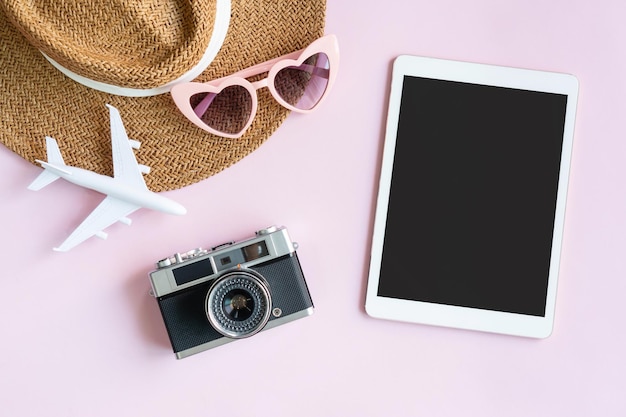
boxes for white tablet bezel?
[365,55,579,338]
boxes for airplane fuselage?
[43,162,186,215]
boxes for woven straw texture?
[0,0,326,192]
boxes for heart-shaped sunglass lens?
[190,85,253,135]
[274,52,330,110]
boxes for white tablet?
[365,55,578,338]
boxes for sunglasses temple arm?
[193,93,216,117]
[232,49,303,78]
[233,59,329,81]
[297,64,330,80]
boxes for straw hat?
[0,0,326,192]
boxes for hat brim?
[0,1,326,192]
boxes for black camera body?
[149,226,314,359]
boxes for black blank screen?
[376,76,568,317]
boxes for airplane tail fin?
[43,136,65,165]
[27,136,66,191]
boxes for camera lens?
[223,289,255,321]
[206,269,272,339]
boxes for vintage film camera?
[149,226,314,359]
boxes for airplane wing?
[53,196,140,252]
[106,104,149,190]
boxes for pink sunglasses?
[170,34,339,138]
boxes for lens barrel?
[205,269,272,339]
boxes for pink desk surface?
[1,1,625,416]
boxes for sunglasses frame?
[171,34,339,138]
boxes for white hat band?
[40,0,231,97]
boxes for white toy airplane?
[28,104,187,252]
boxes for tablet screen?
[366,56,578,338]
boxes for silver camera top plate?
[149,226,297,298]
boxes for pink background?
[1,1,625,415]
